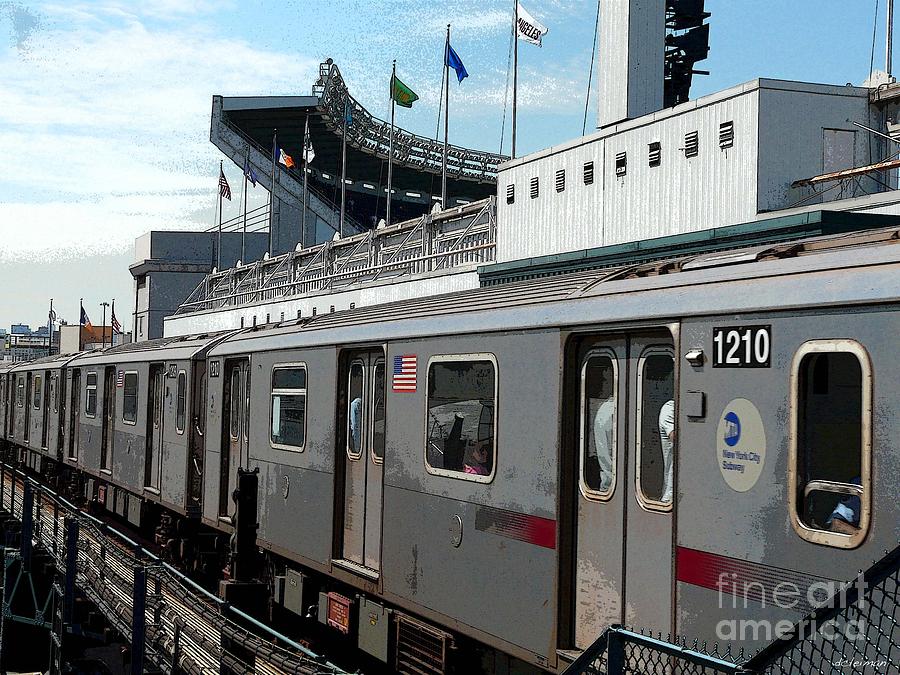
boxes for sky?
[0,0,895,331]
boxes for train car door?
[624,336,676,632]
[57,370,67,457]
[68,370,81,460]
[566,332,676,648]
[336,350,386,573]
[100,365,116,470]
[41,371,51,449]
[220,358,249,518]
[24,373,32,443]
[145,364,164,490]
[569,337,627,649]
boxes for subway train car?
[6,353,80,473]
[1,224,899,673]
[56,334,229,530]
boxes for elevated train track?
[0,462,345,675]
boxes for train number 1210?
[712,325,771,368]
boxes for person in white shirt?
[591,397,616,493]
[658,399,675,504]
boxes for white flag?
[304,138,315,164]
[516,3,548,47]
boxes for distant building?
[58,324,131,355]
[5,324,57,362]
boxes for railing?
[568,540,900,675]
[0,463,346,675]
[175,196,496,314]
[566,626,748,675]
[313,59,506,183]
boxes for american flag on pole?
[392,355,417,392]
[218,166,232,200]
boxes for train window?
[243,369,250,442]
[580,351,617,500]
[790,341,871,549]
[85,372,98,417]
[425,355,497,483]
[372,361,385,463]
[176,371,186,434]
[51,375,58,413]
[16,377,24,408]
[347,361,365,459]
[229,368,241,440]
[197,372,207,436]
[636,349,675,511]
[33,375,42,409]
[122,372,138,425]
[270,365,307,451]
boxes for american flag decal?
[116,370,124,387]
[392,355,417,392]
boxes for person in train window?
[658,399,675,504]
[590,396,615,493]
[826,477,861,535]
[464,439,491,475]
[349,396,362,454]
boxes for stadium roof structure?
[213,59,505,200]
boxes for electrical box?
[357,597,391,663]
[282,569,310,617]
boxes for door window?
[580,351,617,499]
[636,350,675,510]
[347,362,365,459]
[372,361,386,463]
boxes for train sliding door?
[145,364,164,490]
[24,373,32,443]
[566,331,676,649]
[100,366,116,471]
[220,358,249,518]
[41,371,51,449]
[68,370,81,460]
[335,349,386,574]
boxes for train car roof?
[9,351,84,373]
[207,223,900,355]
[70,331,235,367]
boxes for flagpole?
[512,0,519,159]
[442,25,450,209]
[111,299,116,345]
[242,145,249,264]
[218,160,224,270]
[79,298,84,352]
[270,129,278,256]
[100,302,109,349]
[340,99,348,238]
[48,298,54,356]
[387,60,396,228]
[301,114,309,248]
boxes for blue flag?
[243,155,258,186]
[344,100,353,127]
[446,43,468,83]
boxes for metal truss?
[313,59,507,184]
[176,196,496,315]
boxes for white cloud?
[0,2,318,262]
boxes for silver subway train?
[2,224,899,673]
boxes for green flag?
[390,74,419,108]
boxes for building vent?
[395,613,451,675]
[530,176,539,199]
[506,184,515,204]
[583,161,594,185]
[615,152,627,177]
[555,169,566,192]
[719,121,734,148]
[648,141,661,167]
[685,131,699,158]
